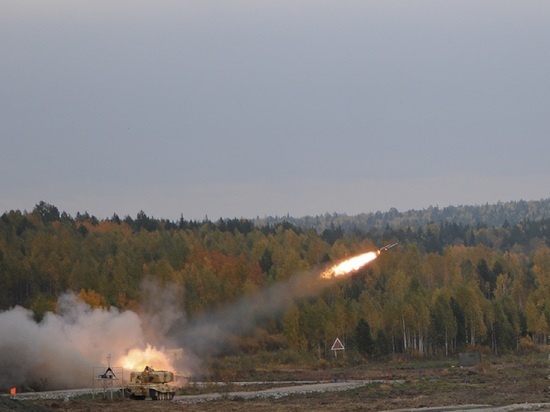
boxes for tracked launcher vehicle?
[125,366,176,400]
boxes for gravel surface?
[174,379,377,403]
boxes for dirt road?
[174,379,379,402]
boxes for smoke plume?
[0,293,145,390]
[173,268,334,358]
[0,262,348,391]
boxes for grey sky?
[1,1,549,220]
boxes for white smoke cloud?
[138,277,186,345]
[0,266,346,391]
[0,293,145,390]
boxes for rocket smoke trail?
[0,246,391,390]
[171,245,396,363]
[174,270,329,355]
[0,272,329,390]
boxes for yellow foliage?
[77,289,107,308]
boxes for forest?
[1,199,550,359]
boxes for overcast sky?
[1,1,549,221]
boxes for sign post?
[331,337,345,359]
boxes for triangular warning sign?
[331,337,345,351]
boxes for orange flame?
[116,344,174,372]
[320,251,378,279]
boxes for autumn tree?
[356,318,375,356]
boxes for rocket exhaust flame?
[320,251,378,279]
[320,243,398,279]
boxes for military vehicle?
[125,366,176,400]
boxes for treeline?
[1,201,550,358]
[257,198,550,235]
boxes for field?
[5,354,550,412]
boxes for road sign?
[331,337,345,351]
